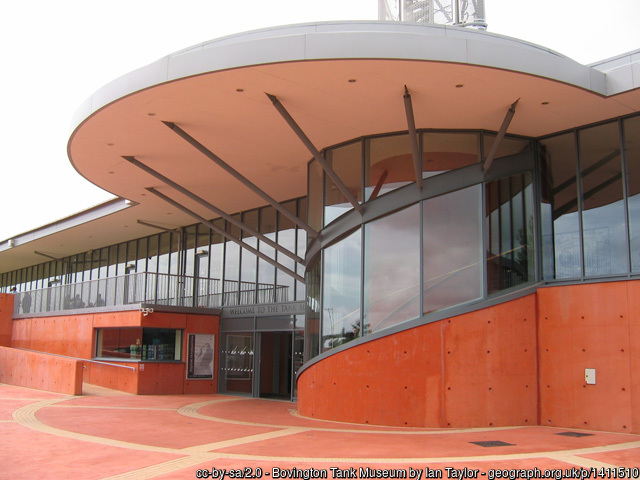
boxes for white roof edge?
[70,21,619,136]
[0,197,129,252]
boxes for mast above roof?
[378,0,487,29]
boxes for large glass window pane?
[422,132,479,178]
[305,259,321,361]
[579,122,627,276]
[277,202,297,303]
[224,217,241,305]
[539,133,582,279]
[322,229,361,352]
[423,185,483,314]
[483,134,530,160]
[324,141,362,225]
[365,134,414,201]
[364,205,420,333]
[240,210,258,304]
[486,172,535,294]
[308,160,323,232]
[624,115,640,271]
[258,207,277,301]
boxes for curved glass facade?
[308,116,640,359]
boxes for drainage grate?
[470,441,515,447]
[555,432,593,438]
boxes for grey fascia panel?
[605,66,636,95]
[167,36,307,81]
[71,22,625,133]
[305,31,468,64]
[91,58,170,118]
[466,39,602,94]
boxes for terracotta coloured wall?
[0,346,83,395]
[537,281,639,434]
[298,280,640,433]
[10,309,220,395]
[298,294,538,428]
[0,294,13,347]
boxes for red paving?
[1,383,639,480]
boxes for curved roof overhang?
[0,22,600,270]
[68,22,640,232]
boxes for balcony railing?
[12,272,289,316]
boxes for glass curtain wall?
[1,199,308,311]
[540,118,635,280]
[364,204,420,333]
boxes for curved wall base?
[298,280,640,433]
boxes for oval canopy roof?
[67,22,638,226]
[68,22,639,231]
[3,22,640,275]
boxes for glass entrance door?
[222,333,254,395]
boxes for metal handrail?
[12,272,289,316]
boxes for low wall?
[298,280,640,434]
[11,309,219,395]
[0,294,14,346]
[0,346,83,395]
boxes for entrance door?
[222,333,254,395]
[258,331,292,400]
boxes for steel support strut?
[483,99,520,174]
[146,187,305,283]
[161,122,317,237]
[403,86,423,189]
[265,93,363,214]
[123,156,305,265]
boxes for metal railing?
[12,272,289,316]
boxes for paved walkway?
[0,383,638,480]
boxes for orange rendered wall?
[537,281,639,434]
[0,294,13,347]
[298,294,538,428]
[0,346,83,395]
[10,309,220,395]
[298,280,640,433]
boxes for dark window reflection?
[324,141,362,225]
[423,185,482,314]
[322,229,361,351]
[486,172,534,294]
[579,122,628,276]
[539,133,582,279]
[364,204,420,333]
[624,116,640,272]
[305,260,321,362]
[422,132,479,179]
[365,134,414,201]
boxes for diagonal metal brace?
[161,121,317,238]
[265,93,363,214]
[123,156,304,265]
[403,86,423,189]
[146,187,304,283]
[484,99,520,174]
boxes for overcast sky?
[0,0,638,242]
